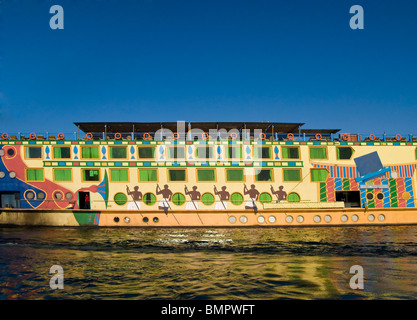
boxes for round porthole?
[297,215,304,223]
[0,171,5,178]
[114,217,120,223]
[376,193,384,200]
[378,214,385,222]
[341,215,348,222]
[124,217,130,223]
[65,192,73,200]
[6,148,15,157]
[368,214,375,222]
[143,217,149,223]
[153,217,159,223]
[239,216,248,223]
[25,191,35,200]
[314,215,321,223]
[286,215,293,223]
[257,216,265,223]
[37,192,45,200]
[352,214,359,222]
[9,171,16,179]
[366,193,374,200]
[0,149,4,156]
[228,216,237,224]
[324,215,332,222]
[268,216,276,223]
[54,191,63,200]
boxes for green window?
[114,193,128,206]
[143,193,156,205]
[167,147,185,159]
[82,169,100,182]
[283,169,301,182]
[53,147,71,159]
[310,169,329,182]
[197,169,215,181]
[109,147,127,159]
[337,147,353,160]
[259,192,272,204]
[139,169,158,182]
[255,169,272,181]
[309,147,327,159]
[110,169,129,182]
[26,169,44,181]
[54,169,72,181]
[227,146,242,159]
[25,147,42,159]
[226,169,244,181]
[288,192,301,202]
[282,147,299,159]
[231,192,244,205]
[172,193,185,206]
[138,147,155,159]
[168,169,186,181]
[201,193,215,205]
[81,146,99,159]
[196,146,214,159]
[255,147,271,159]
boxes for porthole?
[376,193,384,200]
[324,215,332,222]
[142,217,149,223]
[143,193,156,206]
[65,192,73,200]
[37,192,45,200]
[257,216,265,224]
[0,149,4,156]
[153,217,159,223]
[201,193,215,206]
[286,215,293,223]
[114,217,120,223]
[0,171,5,178]
[9,171,16,179]
[114,192,128,206]
[172,193,186,206]
[25,191,35,200]
[378,214,385,222]
[228,216,237,224]
[366,193,374,200]
[239,215,248,223]
[54,191,63,200]
[124,217,130,223]
[230,192,244,205]
[268,216,276,223]
[341,215,348,222]
[296,215,304,223]
[314,215,321,223]
[7,148,15,157]
[368,214,375,222]
[352,214,359,222]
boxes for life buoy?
[173,132,179,140]
[341,134,349,141]
[58,132,65,140]
[395,134,402,141]
[202,132,209,140]
[230,132,238,140]
[368,134,376,141]
[287,133,294,141]
[259,132,266,140]
[2,133,9,140]
[143,132,151,140]
[315,133,322,141]
[29,132,37,140]
[114,132,122,140]
[86,132,93,140]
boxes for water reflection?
[1,226,417,299]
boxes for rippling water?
[1,226,417,300]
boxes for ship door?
[79,191,91,209]
[335,191,361,208]
[0,192,20,208]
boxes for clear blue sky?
[1,0,416,135]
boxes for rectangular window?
[26,168,44,181]
[196,169,216,181]
[226,169,244,181]
[282,147,300,159]
[25,147,42,159]
[310,168,329,182]
[168,169,186,181]
[255,169,273,182]
[309,147,327,160]
[53,147,71,159]
[139,169,158,182]
[82,169,100,182]
[337,147,353,160]
[110,169,129,182]
[196,146,214,160]
[138,147,155,159]
[53,169,72,181]
[167,147,185,160]
[283,169,301,182]
[109,147,127,159]
[227,146,242,159]
[81,146,99,159]
[254,147,271,159]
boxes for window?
[283,169,301,182]
[167,147,185,160]
[231,192,244,205]
[310,169,329,182]
[201,193,215,205]
[53,169,72,181]
[138,169,158,182]
[110,169,129,182]
[53,147,71,159]
[168,169,186,181]
[81,146,99,159]
[281,147,300,159]
[25,147,42,159]
[337,147,353,160]
[109,147,127,159]
[226,169,244,181]
[26,168,44,181]
[138,147,155,159]
[259,192,272,204]
[309,147,327,160]
[172,193,186,205]
[196,146,214,160]
[227,146,242,159]
[288,192,300,202]
[114,193,128,206]
[143,193,156,205]
[255,169,273,182]
[82,169,100,182]
[254,147,271,159]
[197,169,216,181]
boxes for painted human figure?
[156,184,172,210]
[127,185,142,210]
[214,186,229,210]
[271,185,287,202]
[244,184,259,209]
[185,185,201,210]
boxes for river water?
[1,225,417,300]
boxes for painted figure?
[271,185,287,202]
[214,185,229,210]
[185,185,200,210]
[156,184,172,210]
[126,185,142,210]
[244,184,259,209]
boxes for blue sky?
[1,0,417,135]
